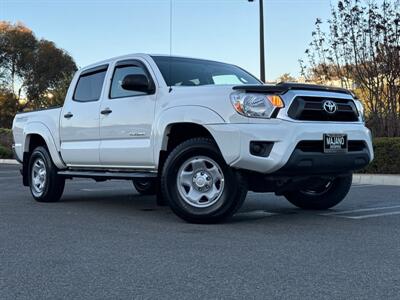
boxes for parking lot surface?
[1,164,400,299]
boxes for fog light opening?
[250,141,274,157]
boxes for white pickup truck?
[12,54,373,223]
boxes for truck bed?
[12,107,62,162]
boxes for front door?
[99,59,157,168]
[60,65,108,166]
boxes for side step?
[58,170,157,180]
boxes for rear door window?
[73,68,107,102]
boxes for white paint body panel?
[206,121,373,173]
[98,58,157,167]
[12,108,65,169]
[59,66,103,166]
[12,53,374,174]
[60,101,102,165]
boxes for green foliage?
[0,128,12,134]
[0,145,12,159]
[0,21,36,86]
[0,126,12,145]
[0,128,12,158]
[23,39,76,107]
[0,21,77,123]
[360,138,400,174]
[0,89,17,128]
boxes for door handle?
[100,108,112,115]
[64,112,73,118]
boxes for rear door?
[60,65,108,166]
[99,59,157,168]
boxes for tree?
[277,73,296,83]
[0,89,17,128]
[0,21,36,96]
[0,22,77,127]
[22,39,76,109]
[300,0,400,137]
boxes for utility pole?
[248,0,265,82]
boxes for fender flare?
[23,122,66,169]
[153,106,225,167]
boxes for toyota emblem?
[323,100,337,114]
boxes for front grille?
[297,140,367,153]
[287,96,359,121]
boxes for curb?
[0,159,20,165]
[353,174,400,186]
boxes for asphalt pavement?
[1,164,400,299]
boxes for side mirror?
[121,74,153,93]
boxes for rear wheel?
[28,146,65,202]
[132,178,157,195]
[284,173,352,210]
[161,138,247,224]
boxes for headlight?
[230,92,284,118]
[354,99,365,121]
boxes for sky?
[0,0,335,81]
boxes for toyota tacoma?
[12,54,373,223]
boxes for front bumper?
[205,120,373,174]
[275,148,370,175]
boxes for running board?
[58,170,157,180]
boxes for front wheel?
[161,138,247,224]
[284,173,352,210]
[28,146,65,202]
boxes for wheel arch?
[154,106,225,170]
[23,122,66,169]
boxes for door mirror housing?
[121,74,153,93]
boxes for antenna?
[169,0,173,57]
[169,0,173,92]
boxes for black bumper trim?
[275,149,371,175]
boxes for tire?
[132,178,157,195]
[161,137,247,224]
[284,173,353,210]
[28,146,65,202]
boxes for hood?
[233,83,354,96]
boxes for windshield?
[152,56,261,87]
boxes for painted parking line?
[321,205,400,216]
[341,211,400,220]
[321,205,400,219]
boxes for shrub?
[0,145,12,159]
[359,138,400,174]
[0,128,13,159]
[0,128,13,149]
